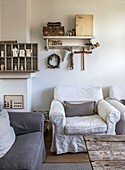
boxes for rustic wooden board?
[85,135,125,142]
[84,135,125,169]
[76,14,93,36]
[92,161,125,170]
[89,150,125,161]
[86,141,125,151]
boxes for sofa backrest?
[54,86,103,103]
[109,85,125,100]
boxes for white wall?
[0,0,1,39]
[0,79,32,112]
[1,0,30,42]
[0,0,32,111]
[30,0,125,111]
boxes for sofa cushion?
[0,132,43,170]
[109,85,125,100]
[0,109,16,158]
[65,115,107,135]
[64,101,96,117]
[54,86,103,103]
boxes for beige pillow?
[64,101,96,117]
[0,109,16,158]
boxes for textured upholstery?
[106,85,125,134]
[0,112,45,170]
[49,86,120,154]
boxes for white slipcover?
[0,109,16,158]
[106,85,125,134]
[49,86,120,154]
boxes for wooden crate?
[76,14,93,36]
[43,26,64,36]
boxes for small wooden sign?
[4,95,24,109]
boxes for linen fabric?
[0,109,16,158]
[64,101,96,117]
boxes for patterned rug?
[41,163,92,170]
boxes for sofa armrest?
[98,99,120,134]
[106,97,125,121]
[49,99,66,134]
[8,112,44,135]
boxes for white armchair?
[106,85,125,134]
[49,86,120,154]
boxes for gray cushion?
[8,112,44,135]
[0,109,16,158]
[120,99,125,105]
[0,132,44,170]
[64,101,96,117]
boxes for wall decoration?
[19,49,25,57]
[12,47,19,57]
[47,53,60,69]
[69,52,74,70]
[4,95,24,109]
[26,49,32,57]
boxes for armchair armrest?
[49,99,66,134]
[98,99,120,134]
[106,97,125,121]
[8,112,44,135]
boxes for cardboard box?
[76,14,93,36]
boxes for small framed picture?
[4,95,24,109]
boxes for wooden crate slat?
[92,161,125,170]
[85,135,125,142]
[89,150,125,161]
[86,141,125,151]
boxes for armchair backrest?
[54,86,103,103]
[109,85,125,100]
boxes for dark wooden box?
[43,26,64,36]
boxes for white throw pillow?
[0,109,16,158]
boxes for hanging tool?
[74,50,92,70]
[69,52,74,70]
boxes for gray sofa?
[0,111,45,170]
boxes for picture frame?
[4,95,24,109]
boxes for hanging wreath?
[47,53,60,69]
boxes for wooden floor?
[44,130,89,163]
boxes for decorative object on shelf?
[1,64,5,70]
[4,95,24,109]
[43,22,65,36]
[1,51,4,57]
[47,22,61,27]
[76,14,93,36]
[12,47,19,57]
[21,65,24,70]
[19,49,25,57]
[26,49,32,57]
[66,29,76,36]
[47,53,60,69]
[14,65,17,70]
[0,43,38,72]
[86,42,100,51]
[48,40,62,46]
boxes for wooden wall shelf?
[43,36,94,50]
[0,43,38,72]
